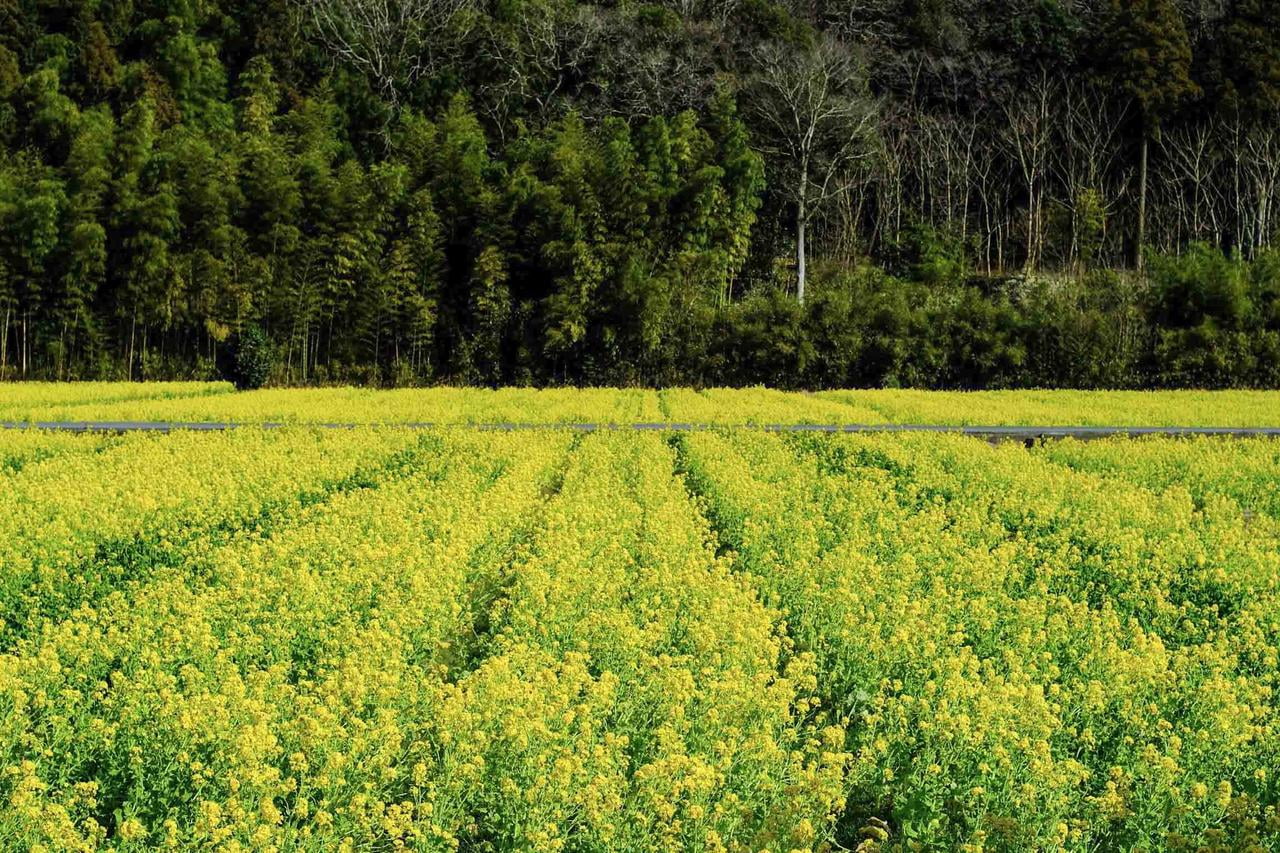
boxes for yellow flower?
[117,818,147,841]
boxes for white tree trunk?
[797,218,807,305]
[127,313,136,381]
[797,166,808,305]
[1,305,8,377]
[1137,131,1149,272]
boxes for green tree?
[111,97,180,376]
[0,155,66,375]
[465,243,510,384]
[168,126,246,359]
[705,88,764,305]
[56,105,116,373]
[384,186,443,375]
[1105,0,1198,270]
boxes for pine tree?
[1221,0,1280,115]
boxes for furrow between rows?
[421,431,846,850]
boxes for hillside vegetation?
[3,0,1280,387]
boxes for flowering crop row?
[657,388,887,425]
[1,385,664,426]
[0,430,116,475]
[0,428,423,645]
[1035,436,1280,520]
[817,389,1280,428]
[0,382,232,421]
[421,432,847,851]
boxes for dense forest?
[2,0,1280,387]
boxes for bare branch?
[293,0,476,105]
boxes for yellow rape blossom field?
[4,382,1280,426]
[1,384,1280,851]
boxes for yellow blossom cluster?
[418,432,848,850]
[818,388,1280,427]
[0,429,116,475]
[657,388,888,426]
[3,385,664,426]
[1037,435,1280,519]
[2,398,1280,851]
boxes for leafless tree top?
[293,0,477,104]
[747,34,878,214]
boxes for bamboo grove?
[4,0,1280,386]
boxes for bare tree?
[1217,110,1280,255]
[473,1,603,138]
[747,34,876,303]
[294,0,476,107]
[827,0,900,45]
[916,112,978,241]
[1159,120,1224,245]
[588,12,718,121]
[1242,118,1280,254]
[658,0,742,28]
[1001,69,1055,271]
[1056,80,1128,269]
[969,132,1004,272]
